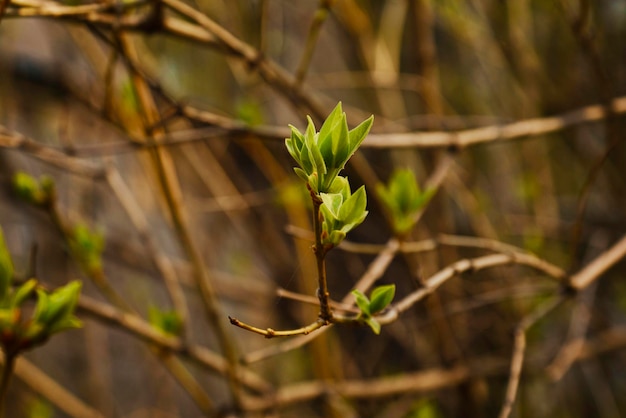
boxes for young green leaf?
[10,279,38,308]
[348,115,374,151]
[338,186,368,227]
[369,284,396,314]
[364,316,381,334]
[351,289,371,316]
[45,281,82,326]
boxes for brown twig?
[116,34,242,405]
[547,282,596,381]
[0,125,105,177]
[229,317,328,339]
[76,294,271,394]
[497,296,564,418]
[0,352,104,418]
[569,233,626,291]
[105,164,190,335]
[294,0,335,86]
[390,253,566,317]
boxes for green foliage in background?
[377,169,435,237]
[68,223,105,276]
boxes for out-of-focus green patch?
[377,169,435,237]
[12,172,55,206]
[522,225,545,254]
[404,398,442,418]
[275,181,312,208]
[25,397,53,418]
[236,99,264,126]
[515,172,540,203]
[148,306,183,337]
[119,79,139,115]
[68,223,105,276]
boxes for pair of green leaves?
[0,226,82,355]
[351,284,395,334]
[1,279,83,353]
[285,102,373,195]
[28,281,83,343]
[319,177,368,247]
[377,169,435,236]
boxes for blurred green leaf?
[12,172,54,206]
[377,169,435,236]
[26,397,53,418]
[43,281,82,326]
[10,279,37,308]
[369,284,395,314]
[69,223,105,274]
[12,172,41,204]
[149,306,183,336]
[0,226,14,300]
[236,99,264,126]
[404,399,442,418]
[364,316,381,334]
[351,289,370,316]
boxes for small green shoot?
[352,284,395,334]
[319,177,368,247]
[285,102,373,194]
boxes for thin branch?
[0,125,105,178]
[229,317,327,339]
[242,357,508,412]
[569,233,626,290]
[242,238,400,364]
[76,294,272,394]
[275,288,358,313]
[105,164,190,335]
[161,0,327,121]
[497,296,564,418]
[116,34,242,405]
[364,96,626,148]
[546,282,597,381]
[295,0,335,86]
[391,253,566,316]
[240,324,626,412]
[0,352,104,418]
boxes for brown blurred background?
[1,0,626,417]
